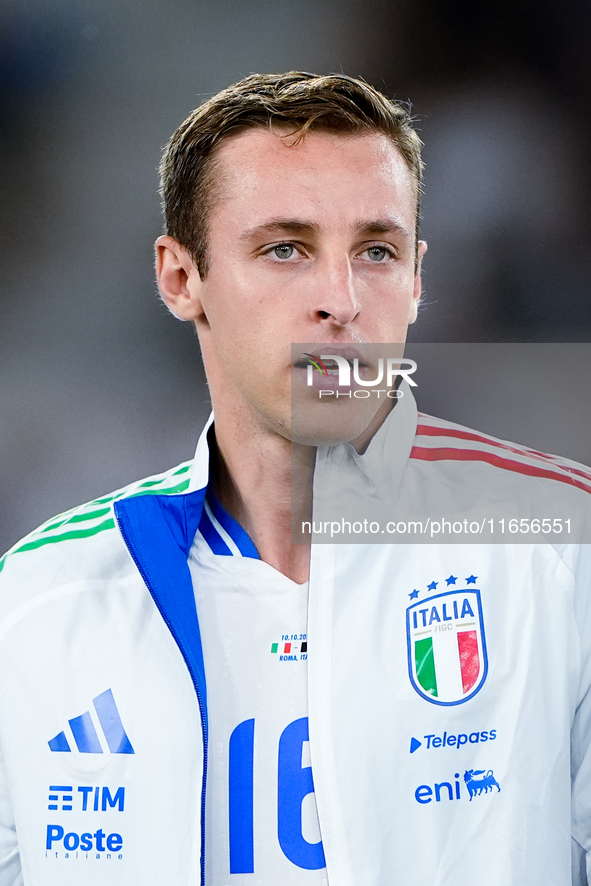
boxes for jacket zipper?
[115,512,208,886]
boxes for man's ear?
[409,239,428,324]
[155,235,204,321]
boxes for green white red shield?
[406,589,488,705]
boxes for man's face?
[175,127,425,443]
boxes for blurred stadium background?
[1,0,591,551]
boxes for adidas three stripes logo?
[48,688,134,755]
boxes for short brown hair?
[159,72,424,278]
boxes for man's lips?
[293,346,369,371]
[291,346,388,394]
[296,356,354,374]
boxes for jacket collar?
[113,418,214,720]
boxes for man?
[1,72,591,885]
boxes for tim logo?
[464,769,500,800]
[48,689,134,755]
[406,589,488,706]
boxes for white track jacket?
[2,392,591,885]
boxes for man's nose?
[311,254,360,327]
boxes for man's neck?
[208,397,394,583]
[209,415,315,584]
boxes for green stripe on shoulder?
[0,461,193,572]
[14,518,116,556]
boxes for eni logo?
[415,768,501,804]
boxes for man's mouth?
[294,347,369,373]
[301,355,353,375]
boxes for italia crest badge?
[406,577,488,706]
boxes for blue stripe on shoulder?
[199,506,233,556]
[114,487,208,718]
[207,492,260,560]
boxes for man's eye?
[366,246,390,262]
[272,243,295,259]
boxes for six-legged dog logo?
[464,769,501,800]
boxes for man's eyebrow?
[240,219,320,241]
[239,217,412,242]
[355,218,411,239]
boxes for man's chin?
[289,400,385,447]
